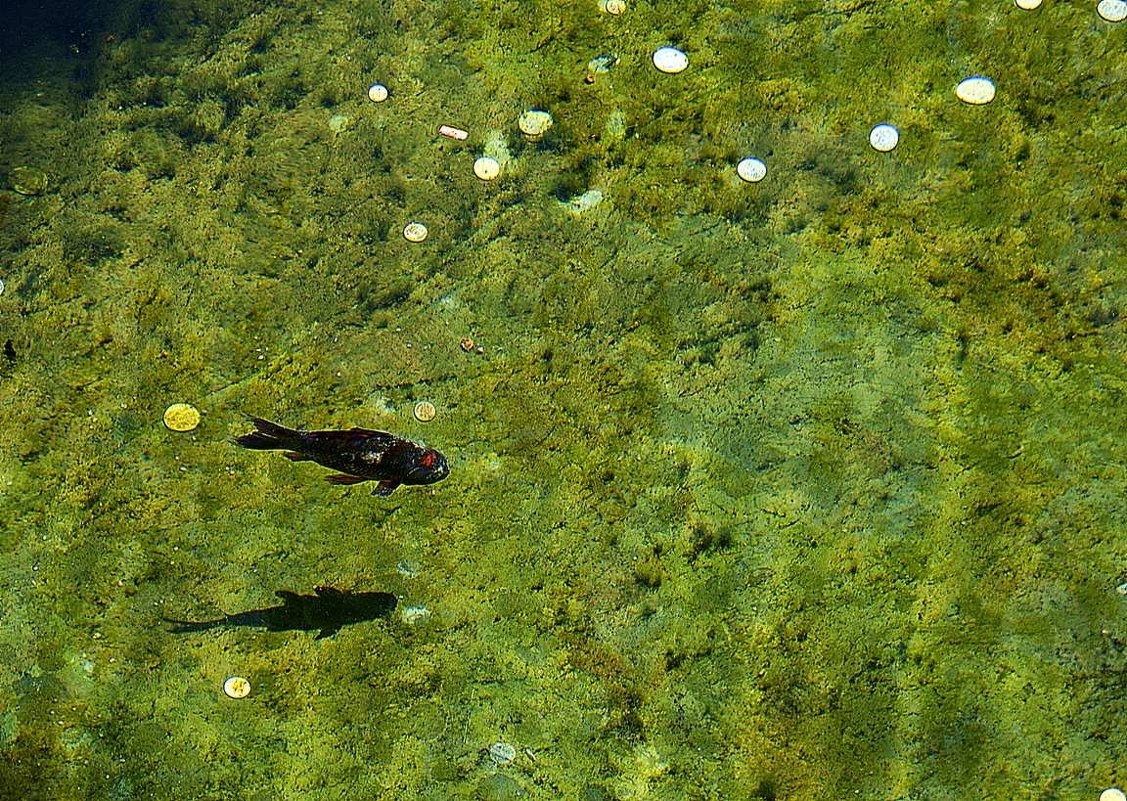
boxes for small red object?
[438,124,469,141]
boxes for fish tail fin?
[235,417,301,451]
[163,616,222,634]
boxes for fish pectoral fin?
[325,473,367,485]
[314,626,341,640]
[283,451,311,461]
[373,480,400,496]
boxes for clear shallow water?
[1,0,1124,798]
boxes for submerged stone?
[488,741,517,766]
[11,166,47,196]
[587,55,617,74]
[561,189,603,215]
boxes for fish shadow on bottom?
[164,585,398,640]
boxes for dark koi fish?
[235,416,449,496]
[164,585,398,639]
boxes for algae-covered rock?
[11,166,48,196]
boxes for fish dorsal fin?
[275,590,301,604]
[347,426,383,436]
[314,586,344,598]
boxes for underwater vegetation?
[0,0,1124,798]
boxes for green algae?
[0,0,1125,798]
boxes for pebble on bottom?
[488,741,517,766]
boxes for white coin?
[955,76,996,105]
[223,676,251,699]
[869,123,899,152]
[1097,0,1127,21]
[367,83,389,102]
[736,157,767,183]
[652,47,688,74]
[1014,0,1042,9]
[473,156,501,181]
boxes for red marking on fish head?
[420,450,437,469]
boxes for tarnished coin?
[413,401,437,422]
[403,222,428,243]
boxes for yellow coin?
[223,676,251,699]
[413,401,437,423]
[403,222,429,243]
[163,403,200,432]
